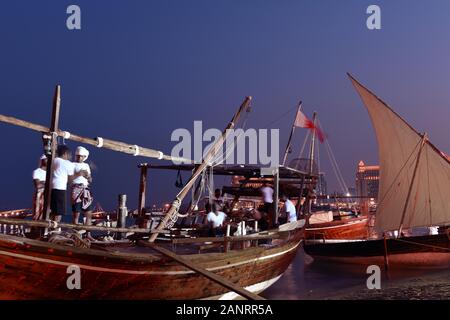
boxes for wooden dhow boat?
[281,103,370,240]
[0,89,312,299]
[305,216,369,240]
[304,74,450,268]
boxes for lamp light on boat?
[346,192,351,197]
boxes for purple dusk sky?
[0,1,449,210]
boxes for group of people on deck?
[32,145,94,237]
[204,183,298,237]
[258,182,298,226]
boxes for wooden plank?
[171,233,284,244]
[147,243,265,300]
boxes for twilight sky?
[0,0,449,210]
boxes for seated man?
[206,203,227,237]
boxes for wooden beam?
[0,217,169,234]
[147,243,265,300]
[0,114,192,164]
[43,85,61,221]
[170,233,285,244]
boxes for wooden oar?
[147,243,265,300]
[0,114,192,163]
[149,96,252,242]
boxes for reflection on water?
[263,246,444,300]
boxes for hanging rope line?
[262,103,299,128]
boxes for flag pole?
[282,101,302,166]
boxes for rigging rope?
[263,103,299,128]
[296,129,311,160]
[376,139,422,209]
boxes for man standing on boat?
[71,146,94,238]
[50,145,87,223]
[260,182,273,210]
[32,154,47,220]
[280,194,297,224]
[260,181,274,226]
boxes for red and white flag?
[294,109,314,129]
[294,109,326,143]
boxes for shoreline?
[327,269,450,300]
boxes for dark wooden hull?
[0,229,303,300]
[304,233,450,268]
[305,217,369,240]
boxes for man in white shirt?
[51,145,87,222]
[280,194,297,224]
[206,203,227,236]
[71,147,94,238]
[32,154,47,220]
[260,182,274,227]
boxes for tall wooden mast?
[149,97,252,242]
[308,112,317,175]
[282,101,302,166]
[43,85,61,221]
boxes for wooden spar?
[0,217,168,234]
[187,165,202,214]
[282,101,302,166]
[149,97,253,242]
[138,164,148,216]
[397,133,428,237]
[147,243,265,300]
[43,85,61,221]
[0,114,192,164]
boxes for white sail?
[349,74,450,232]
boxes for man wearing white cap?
[71,146,94,235]
[32,154,47,220]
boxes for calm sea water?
[262,247,441,300]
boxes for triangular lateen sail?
[348,73,450,232]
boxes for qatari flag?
[294,109,326,143]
